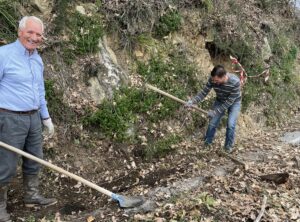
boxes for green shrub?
[48,2,104,64]
[213,31,258,67]
[241,34,299,125]
[202,0,214,12]
[137,53,202,121]
[154,10,182,38]
[144,134,182,159]
[85,50,202,143]
[270,34,297,81]
[25,215,36,222]
[69,12,104,55]
[84,88,140,142]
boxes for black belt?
[0,108,38,115]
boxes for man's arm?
[38,65,50,119]
[38,65,55,136]
[0,53,6,80]
[193,79,212,103]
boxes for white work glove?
[42,118,54,137]
[185,99,194,108]
[207,110,216,119]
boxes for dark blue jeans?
[0,111,43,184]
[205,101,241,148]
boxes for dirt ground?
[6,111,300,222]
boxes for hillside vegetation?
[1,0,300,221]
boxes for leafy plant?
[25,215,36,222]
[198,192,217,210]
[241,33,299,125]
[85,49,202,144]
[202,0,214,12]
[84,90,136,142]
[154,10,182,38]
[144,134,182,159]
[69,12,104,55]
[0,1,19,42]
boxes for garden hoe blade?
[112,193,145,208]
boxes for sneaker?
[224,146,233,154]
[204,141,212,148]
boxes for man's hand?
[185,99,194,108]
[207,110,216,118]
[42,118,54,137]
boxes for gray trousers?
[0,111,43,184]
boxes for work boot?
[23,174,57,208]
[0,185,11,222]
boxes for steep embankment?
[8,101,300,221]
[1,0,300,221]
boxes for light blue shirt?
[0,40,49,119]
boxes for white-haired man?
[0,16,56,221]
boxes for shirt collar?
[14,39,38,56]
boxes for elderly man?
[186,65,241,153]
[0,16,56,221]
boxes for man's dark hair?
[211,65,226,77]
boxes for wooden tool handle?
[0,141,113,197]
[145,84,208,115]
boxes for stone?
[76,5,86,15]
[134,50,144,58]
[280,131,300,145]
[87,37,128,105]
[88,77,106,104]
[261,37,272,62]
[31,0,51,15]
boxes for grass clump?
[0,1,20,42]
[56,10,104,64]
[69,12,104,55]
[144,134,182,159]
[154,10,182,38]
[202,0,214,12]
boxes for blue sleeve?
[38,62,50,119]
[0,51,5,80]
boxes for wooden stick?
[217,150,247,169]
[254,195,267,222]
[145,83,208,115]
[0,141,113,197]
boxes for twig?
[254,195,267,222]
[217,150,247,169]
[293,156,300,169]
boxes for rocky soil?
[6,110,300,222]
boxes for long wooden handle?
[0,141,113,197]
[145,84,208,115]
